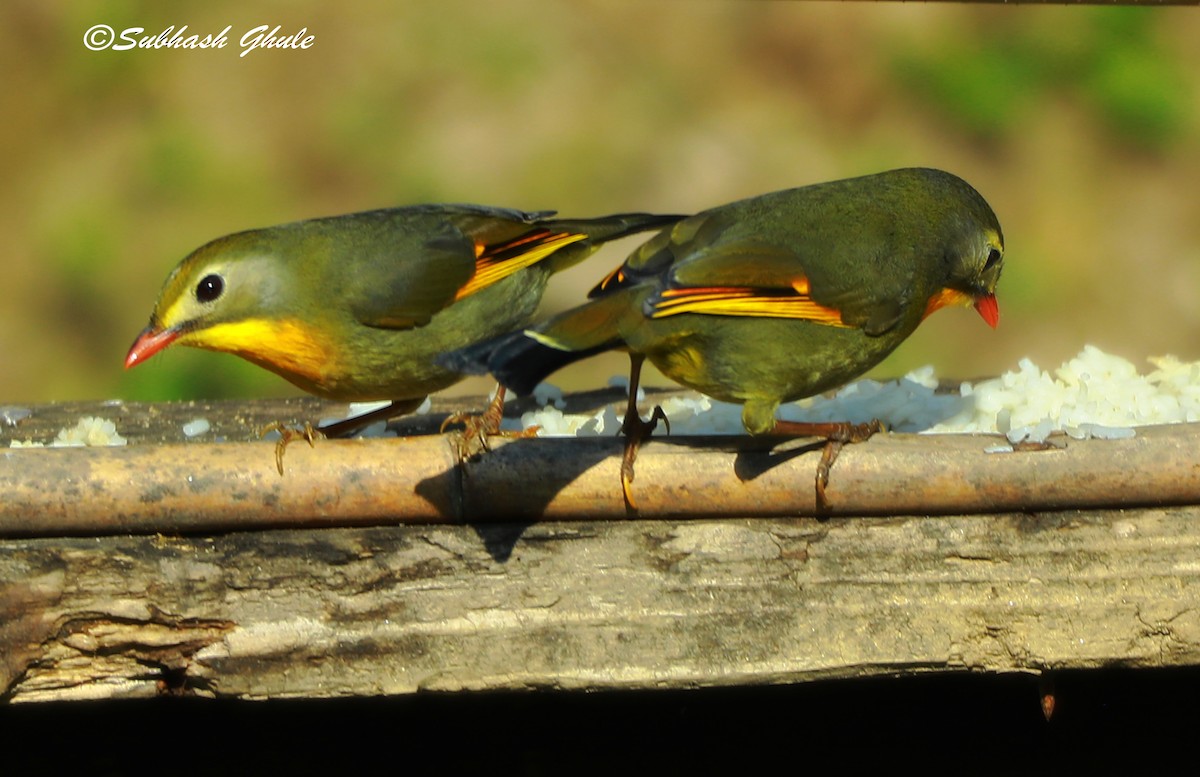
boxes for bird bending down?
[443,168,1005,511]
[125,204,684,470]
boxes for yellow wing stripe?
[455,231,588,300]
[524,328,574,352]
[650,286,849,327]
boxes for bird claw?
[620,404,669,439]
[441,385,539,462]
[620,404,668,513]
[446,418,541,462]
[771,418,883,513]
[814,439,843,512]
[260,421,323,476]
[814,420,883,513]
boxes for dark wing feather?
[588,211,726,298]
[346,217,480,330]
[342,205,562,330]
[645,196,913,335]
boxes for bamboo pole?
[2,422,1198,538]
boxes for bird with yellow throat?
[125,204,683,468]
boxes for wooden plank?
[4,508,1200,703]
[4,398,1198,703]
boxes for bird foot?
[772,418,883,513]
[442,415,541,462]
[620,405,669,513]
[260,421,323,476]
[440,385,539,462]
[259,398,427,475]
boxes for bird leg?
[263,397,427,475]
[769,418,883,512]
[619,354,670,512]
[319,398,426,438]
[440,384,540,461]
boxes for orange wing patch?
[591,264,629,296]
[649,282,849,327]
[455,229,588,300]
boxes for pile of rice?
[515,346,1200,445]
[9,346,1195,449]
[9,416,127,448]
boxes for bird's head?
[921,171,1005,329]
[124,228,330,381]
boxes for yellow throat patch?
[177,317,333,383]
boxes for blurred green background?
[2,1,1198,404]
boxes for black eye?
[196,274,224,303]
[984,247,1002,271]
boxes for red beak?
[973,293,999,329]
[124,325,179,369]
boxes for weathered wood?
[3,398,1199,704]
[3,509,1199,703]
